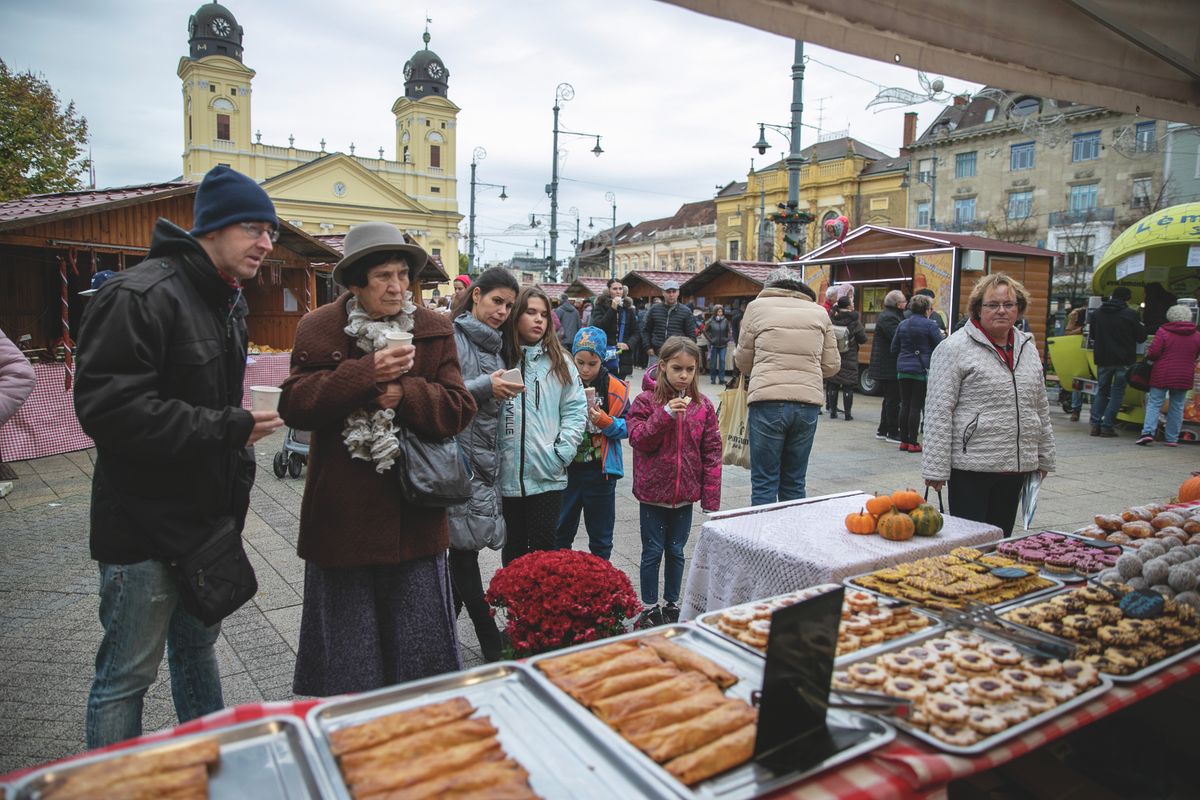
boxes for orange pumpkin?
[891,488,923,512]
[845,508,877,535]
[877,510,916,541]
[865,494,894,518]
[1179,472,1200,503]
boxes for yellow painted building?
[715,137,909,260]
[177,2,462,267]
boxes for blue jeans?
[87,560,224,749]
[1090,364,1128,430]
[748,401,819,506]
[554,463,616,559]
[1140,387,1189,443]
[639,504,693,605]
[709,346,727,383]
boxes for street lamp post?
[605,191,617,279]
[752,40,809,260]
[548,82,604,277]
[467,146,507,275]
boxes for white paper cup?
[250,385,282,411]
[384,331,413,349]
[585,387,597,406]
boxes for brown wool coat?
[279,293,476,568]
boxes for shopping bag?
[717,376,752,469]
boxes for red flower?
[486,550,641,657]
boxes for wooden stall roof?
[620,270,695,296]
[796,225,1060,263]
[564,277,611,298]
[0,182,196,232]
[314,233,450,284]
[536,282,569,299]
[680,260,778,296]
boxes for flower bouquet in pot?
[485,550,642,658]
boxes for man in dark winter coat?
[1089,285,1146,437]
[868,290,906,442]
[593,278,639,379]
[906,287,947,335]
[641,280,694,366]
[556,296,582,347]
[828,295,867,419]
[74,166,284,748]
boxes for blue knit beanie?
[190,165,278,237]
[572,326,608,360]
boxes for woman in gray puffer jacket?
[449,268,522,661]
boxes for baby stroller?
[272,428,310,479]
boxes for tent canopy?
[1091,202,1200,299]
[662,0,1200,125]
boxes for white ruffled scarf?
[341,294,417,473]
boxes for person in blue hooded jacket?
[891,294,943,452]
[497,286,588,565]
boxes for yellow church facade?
[177,3,462,268]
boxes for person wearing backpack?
[827,294,867,419]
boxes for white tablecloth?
[679,490,1004,621]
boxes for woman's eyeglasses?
[981,302,1018,312]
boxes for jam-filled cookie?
[879,652,924,675]
[915,667,947,692]
[968,675,1014,704]
[1021,657,1064,678]
[991,700,1032,725]
[883,675,927,703]
[954,650,995,673]
[1039,680,1080,703]
[901,646,940,669]
[848,663,888,686]
[928,723,980,746]
[966,708,1008,735]
[926,638,961,659]
[925,694,969,724]
[1018,692,1057,714]
[1059,660,1099,689]
[980,643,1023,666]
[945,630,984,649]
[998,668,1043,694]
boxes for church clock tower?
[178,2,256,180]
[392,30,459,219]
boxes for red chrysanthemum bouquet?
[485,550,642,657]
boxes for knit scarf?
[341,294,417,473]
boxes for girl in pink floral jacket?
[627,337,722,627]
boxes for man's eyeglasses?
[981,302,1018,312]
[239,222,279,243]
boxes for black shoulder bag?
[171,516,258,627]
[394,425,474,507]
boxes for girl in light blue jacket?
[497,287,588,565]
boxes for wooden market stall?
[563,276,611,301]
[678,260,777,309]
[620,269,696,302]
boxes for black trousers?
[448,547,486,616]
[501,491,564,566]
[948,469,1026,537]
[876,379,900,438]
[897,378,927,446]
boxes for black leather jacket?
[642,300,695,353]
[75,219,256,564]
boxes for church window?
[216,114,230,141]
[432,248,441,257]
[431,186,441,193]
[188,116,192,141]
[425,120,431,127]
[430,145,441,168]
[403,145,410,162]
[229,87,236,96]
[209,84,216,92]
[440,122,446,129]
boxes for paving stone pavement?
[1,370,1196,772]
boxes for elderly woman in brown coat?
[279,223,476,696]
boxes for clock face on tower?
[403,62,413,81]
[210,17,231,37]
[426,61,444,79]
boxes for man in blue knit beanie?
[74,165,283,748]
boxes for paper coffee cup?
[384,331,413,349]
[585,387,597,406]
[250,385,282,411]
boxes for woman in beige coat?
[735,267,841,505]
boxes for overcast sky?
[1,0,981,264]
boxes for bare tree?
[985,199,1039,246]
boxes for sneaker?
[875,432,888,440]
[1164,442,1179,447]
[1089,425,1101,436]
[885,435,902,444]
[899,443,910,452]
[1069,410,1080,421]
[663,602,681,624]
[1135,435,1154,446]
[635,605,663,629]
[1099,428,1118,438]
[909,443,923,453]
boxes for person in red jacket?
[1136,304,1200,446]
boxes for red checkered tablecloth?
[6,655,1196,798]
[0,355,294,463]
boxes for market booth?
[1046,203,1200,430]
[563,276,611,302]
[791,225,1056,394]
[678,259,777,309]
[620,269,697,303]
[0,183,341,461]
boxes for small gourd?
[891,488,923,513]
[865,494,894,518]
[909,503,944,537]
[877,510,916,541]
[1179,472,1200,503]
[845,508,877,535]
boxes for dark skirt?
[292,553,461,697]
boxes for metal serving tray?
[14,716,333,800]
[308,661,672,800]
[527,624,895,800]
[993,589,1200,684]
[836,628,1112,756]
[693,588,943,666]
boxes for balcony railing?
[1049,207,1115,226]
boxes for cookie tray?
[307,661,674,800]
[836,628,1112,757]
[693,588,944,666]
[526,624,895,800]
[991,590,1200,685]
[14,716,334,800]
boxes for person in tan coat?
[735,267,841,505]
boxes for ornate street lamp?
[468,146,507,276]
[750,41,808,260]
[548,83,604,276]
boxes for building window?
[673,255,682,271]
[430,186,440,193]
[687,256,696,271]
[431,248,441,257]
[1072,131,1100,162]
[229,87,236,96]
[917,158,933,184]
[1065,235,1094,273]
[955,151,976,178]
[870,197,889,211]
[1011,142,1035,171]
[216,114,230,141]
[1008,190,1033,219]
[1135,121,1156,153]
[1069,183,1099,212]
[953,197,976,225]
[1131,177,1153,208]
[209,84,216,93]
[430,144,441,168]
[729,240,740,260]
[916,201,930,227]
[703,253,712,268]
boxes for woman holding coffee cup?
[279,222,476,696]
